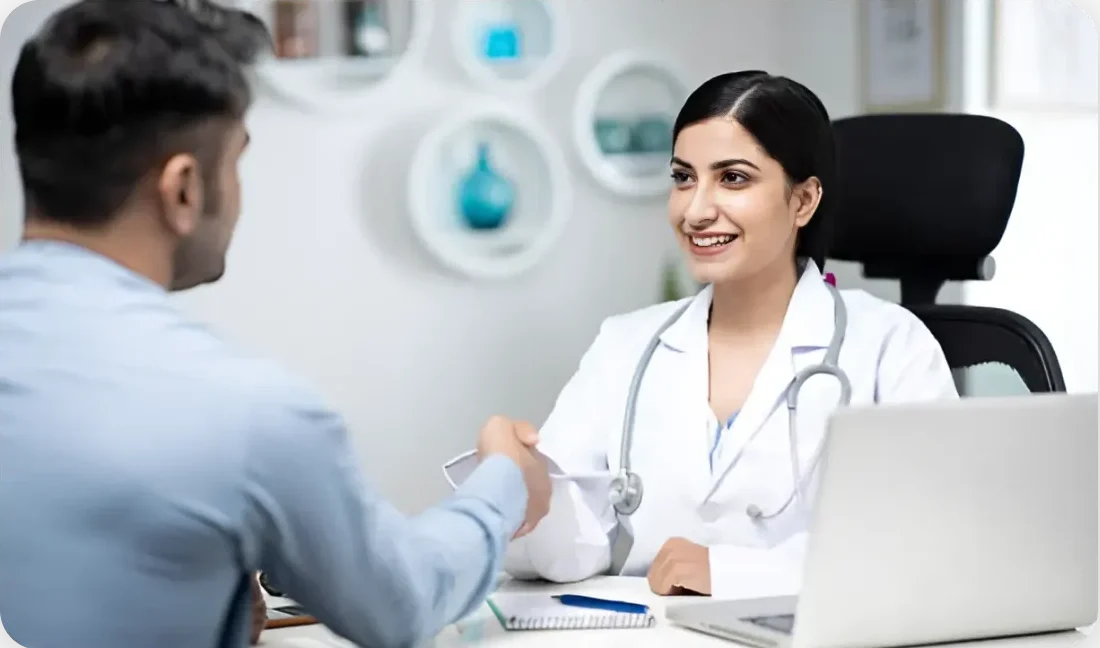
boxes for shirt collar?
[7,239,168,295]
[659,258,838,354]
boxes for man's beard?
[169,194,225,291]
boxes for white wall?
[2,1,1095,515]
[0,0,780,512]
[771,0,969,306]
[957,0,1099,393]
[775,0,1097,394]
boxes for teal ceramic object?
[457,142,515,230]
[343,1,390,56]
[631,115,673,153]
[594,118,633,154]
[483,22,522,60]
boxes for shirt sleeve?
[241,393,527,648]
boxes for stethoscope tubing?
[610,282,852,521]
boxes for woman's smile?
[687,232,740,257]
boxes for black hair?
[672,71,836,269]
[12,0,271,227]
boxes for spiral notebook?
[486,593,657,631]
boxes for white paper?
[488,591,653,626]
[442,449,613,490]
[442,450,481,490]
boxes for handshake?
[476,415,553,539]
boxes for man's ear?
[157,153,203,236]
[792,176,823,228]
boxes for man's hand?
[647,537,712,596]
[477,415,551,539]
[250,573,266,644]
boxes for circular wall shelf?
[408,106,572,280]
[574,51,688,198]
[243,0,431,112]
[451,0,567,92]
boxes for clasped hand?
[476,415,552,539]
[474,419,711,596]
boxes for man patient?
[0,1,551,647]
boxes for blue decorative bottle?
[483,25,521,60]
[481,4,522,61]
[457,142,515,230]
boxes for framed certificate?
[860,0,946,112]
[991,0,1098,111]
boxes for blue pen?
[552,594,649,615]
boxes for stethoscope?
[607,281,853,523]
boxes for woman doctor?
[500,71,959,600]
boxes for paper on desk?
[442,449,612,490]
[263,638,357,648]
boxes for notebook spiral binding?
[505,612,656,630]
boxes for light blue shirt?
[710,412,738,472]
[0,240,527,648]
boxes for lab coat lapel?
[657,285,714,498]
[704,262,837,502]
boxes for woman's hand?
[647,537,712,596]
[477,415,550,539]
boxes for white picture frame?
[991,0,1098,111]
[860,0,946,112]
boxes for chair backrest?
[829,113,1065,395]
[908,305,1066,394]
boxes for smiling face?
[668,116,821,286]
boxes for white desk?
[259,577,1090,648]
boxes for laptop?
[666,393,1098,648]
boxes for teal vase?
[457,143,515,231]
[483,22,522,60]
[594,118,633,154]
[632,115,674,153]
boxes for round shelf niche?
[574,51,689,198]
[451,0,567,92]
[244,0,431,112]
[407,107,572,280]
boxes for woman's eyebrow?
[669,156,760,172]
[709,158,760,171]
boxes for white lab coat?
[504,261,959,600]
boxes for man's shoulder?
[163,324,339,434]
[210,351,335,425]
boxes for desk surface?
[260,577,1090,648]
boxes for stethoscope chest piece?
[610,470,643,515]
[745,504,765,520]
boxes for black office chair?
[828,113,1066,395]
